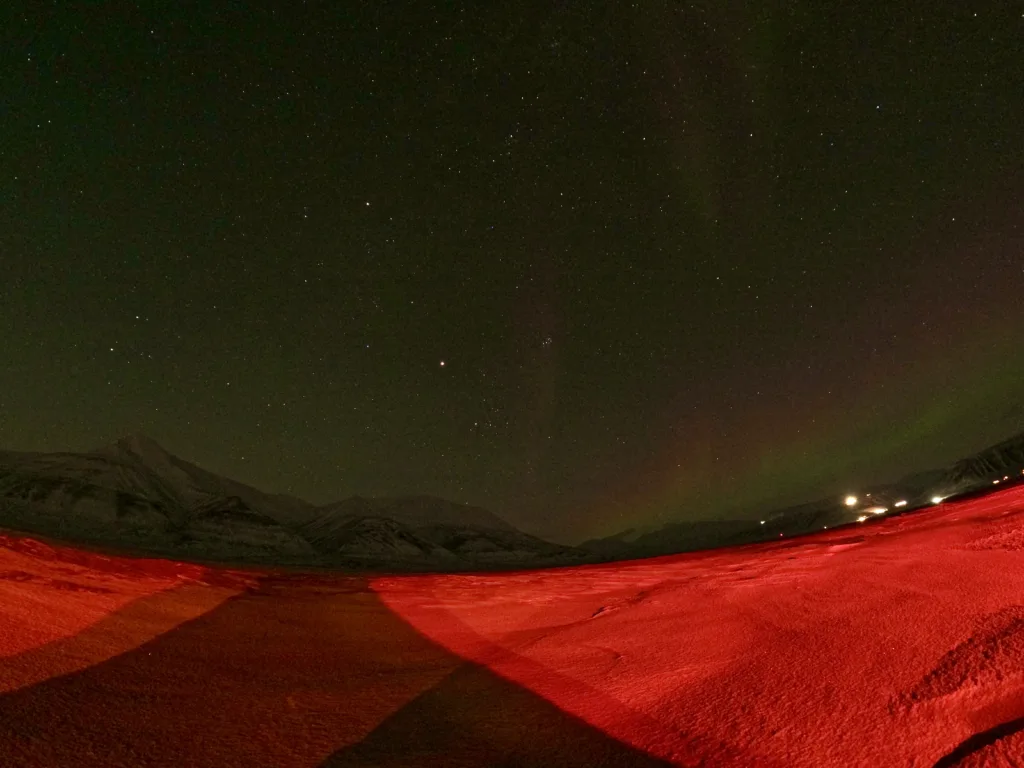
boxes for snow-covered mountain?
[0,435,585,569]
[582,429,1024,560]
[0,435,317,562]
[96,434,319,526]
[937,431,1024,497]
[301,497,581,567]
[312,495,517,533]
[580,520,763,560]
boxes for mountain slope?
[311,495,516,533]
[583,429,1024,560]
[0,436,584,569]
[581,520,765,560]
[938,431,1024,496]
[93,434,318,526]
[0,435,322,563]
[301,497,585,567]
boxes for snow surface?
[373,484,1024,766]
[3,485,1024,765]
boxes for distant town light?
[931,496,943,504]
[844,495,858,507]
[894,500,908,507]
[1004,476,1009,481]
[760,520,765,525]
[994,480,1001,485]
[868,506,888,515]
[857,515,868,523]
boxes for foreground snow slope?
[3,485,1024,765]
[374,484,1024,766]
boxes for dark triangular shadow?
[0,574,678,767]
[0,581,237,695]
[0,576,460,766]
[320,660,676,768]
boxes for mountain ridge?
[9,425,1024,568]
[581,428,1024,560]
[0,434,586,571]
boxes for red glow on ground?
[0,534,208,663]
[373,485,1024,765]
[4,487,1024,764]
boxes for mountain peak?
[112,433,171,459]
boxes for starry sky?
[2,2,1023,542]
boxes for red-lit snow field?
[5,487,1024,766]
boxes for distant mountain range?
[5,428,1024,570]
[580,428,1024,560]
[0,434,585,571]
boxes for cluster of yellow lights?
[840,470,1023,524]
[847,493,952,513]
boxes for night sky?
[3,3,1022,542]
